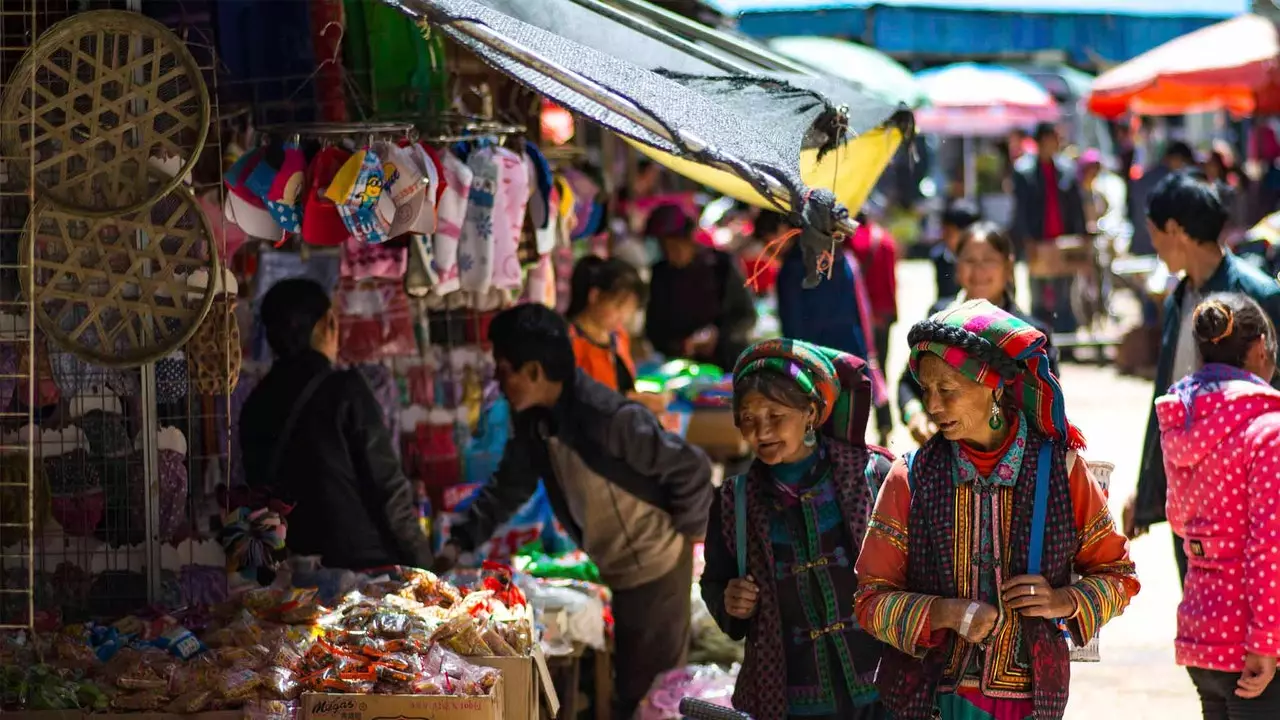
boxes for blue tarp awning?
[706,0,1247,17]
[709,0,1250,65]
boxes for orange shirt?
[570,324,636,393]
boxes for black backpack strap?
[265,369,332,498]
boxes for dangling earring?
[803,424,817,447]
[988,401,1004,430]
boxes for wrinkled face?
[1148,218,1188,274]
[916,353,998,445]
[495,359,544,413]
[956,238,1013,305]
[735,390,815,465]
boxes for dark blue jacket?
[1134,252,1280,526]
[777,244,868,360]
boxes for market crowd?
[246,126,1280,720]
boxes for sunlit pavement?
[881,261,1198,717]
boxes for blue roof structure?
[706,0,1251,65]
[706,0,1248,17]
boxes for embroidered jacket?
[854,423,1139,720]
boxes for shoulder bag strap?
[265,370,333,497]
[1026,442,1054,575]
[734,474,748,578]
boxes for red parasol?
[1088,14,1280,119]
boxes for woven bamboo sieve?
[0,10,210,216]
[19,179,218,368]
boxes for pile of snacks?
[0,567,535,713]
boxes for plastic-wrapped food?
[480,626,518,657]
[217,668,263,700]
[166,689,213,713]
[116,665,169,691]
[245,697,298,720]
[112,690,166,711]
[429,614,490,657]
[269,642,304,671]
[372,610,410,639]
[262,667,301,700]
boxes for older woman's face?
[736,390,815,465]
[917,353,997,445]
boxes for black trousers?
[1189,667,1280,719]
[611,541,693,719]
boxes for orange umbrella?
[1088,14,1280,119]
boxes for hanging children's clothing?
[432,151,472,296]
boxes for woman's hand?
[1237,653,1278,698]
[907,413,938,445]
[724,575,759,619]
[1001,575,1077,619]
[932,598,999,644]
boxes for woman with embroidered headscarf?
[854,300,1140,720]
[701,339,895,720]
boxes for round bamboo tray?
[20,180,218,368]
[0,10,210,216]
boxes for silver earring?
[803,425,817,447]
[988,401,1004,431]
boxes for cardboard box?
[684,408,747,459]
[470,647,559,720]
[300,689,502,720]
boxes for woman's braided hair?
[907,320,1025,381]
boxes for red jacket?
[846,222,898,326]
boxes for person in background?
[773,212,891,440]
[1012,122,1087,336]
[898,222,1058,445]
[1203,143,1252,243]
[240,279,433,571]
[1157,293,1280,718]
[434,304,713,718]
[848,208,899,441]
[1128,140,1195,256]
[645,203,757,371]
[702,339,893,720]
[857,300,1139,720]
[934,201,980,302]
[564,255,668,414]
[1125,172,1280,585]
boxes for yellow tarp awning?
[627,125,903,215]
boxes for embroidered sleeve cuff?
[857,586,938,658]
[1064,574,1131,645]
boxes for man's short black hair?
[941,200,981,230]
[260,278,331,359]
[753,210,792,240]
[1147,170,1227,245]
[1164,140,1195,165]
[1034,122,1058,141]
[488,303,576,383]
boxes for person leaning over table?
[854,299,1139,720]
[898,222,1059,446]
[431,303,714,719]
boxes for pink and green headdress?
[907,299,1086,449]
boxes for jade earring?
[803,425,817,447]
[988,400,1004,430]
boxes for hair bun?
[1193,300,1235,345]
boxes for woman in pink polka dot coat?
[1158,292,1280,718]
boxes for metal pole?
[125,0,162,605]
[564,0,757,75]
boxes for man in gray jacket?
[435,303,714,718]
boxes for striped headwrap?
[732,338,871,446]
[907,299,1086,449]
